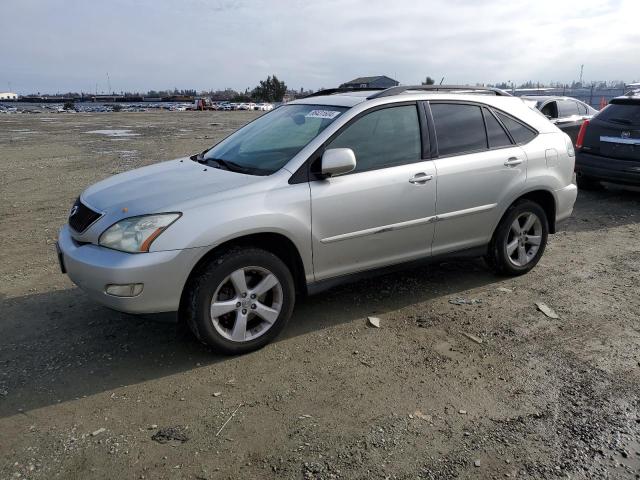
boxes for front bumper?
[575,151,640,186]
[57,225,206,314]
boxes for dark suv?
[575,94,640,189]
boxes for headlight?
[99,213,181,253]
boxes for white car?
[57,85,577,354]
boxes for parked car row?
[194,101,274,111]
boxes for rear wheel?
[184,248,295,354]
[487,200,548,276]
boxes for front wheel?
[486,200,549,276]
[184,248,295,354]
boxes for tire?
[183,247,295,354]
[486,200,549,276]
[576,175,604,191]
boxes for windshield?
[203,104,348,175]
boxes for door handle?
[409,173,433,184]
[504,157,523,167]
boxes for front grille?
[68,198,101,233]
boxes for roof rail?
[367,85,512,99]
[304,87,386,98]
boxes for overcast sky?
[2,0,638,94]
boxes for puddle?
[86,129,140,137]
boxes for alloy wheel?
[505,212,543,267]
[210,266,283,342]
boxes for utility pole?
[106,73,112,95]
[579,64,584,86]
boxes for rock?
[449,297,482,306]
[459,410,467,415]
[367,317,380,328]
[497,287,512,293]
[474,459,481,467]
[213,392,222,397]
[535,302,559,319]
[414,410,432,421]
[461,332,483,344]
[91,428,106,436]
[152,426,189,445]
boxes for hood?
[82,158,263,214]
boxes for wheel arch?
[494,188,557,238]
[179,231,308,314]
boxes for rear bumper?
[554,182,578,226]
[57,225,206,314]
[575,151,640,185]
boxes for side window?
[576,101,588,115]
[328,105,421,173]
[430,103,487,156]
[495,111,537,145]
[483,108,513,149]
[557,99,580,117]
[540,101,558,119]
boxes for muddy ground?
[1,111,639,480]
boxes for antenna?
[439,77,445,85]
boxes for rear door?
[428,102,529,255]
[310,103,437,280]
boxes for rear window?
[495,112,537,144]
[596,103,640,126]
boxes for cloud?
[1,0,637,93]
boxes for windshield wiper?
[203,157,255,174]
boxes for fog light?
[105,283,144,297]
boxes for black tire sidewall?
[190,248,295,354]
[493,201,549,275]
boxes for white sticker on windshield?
[305,109,341,119]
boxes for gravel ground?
[0,111,639,480]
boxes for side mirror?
[321,148,356,177]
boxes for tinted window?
[495,112,537,144]
[204,104,347,175]
[557,99,580,117]
[328,105,421,173]
[431,103,487,156]
[596,103,640,126]
[483,108,513,148]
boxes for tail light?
[575,120,590,149]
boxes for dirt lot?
[1,111,639,480]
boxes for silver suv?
[57,85,578,354]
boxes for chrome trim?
[436,203,498,221]
[320,215,437,244]
[600,136,640,145]
[320,203,497,244]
